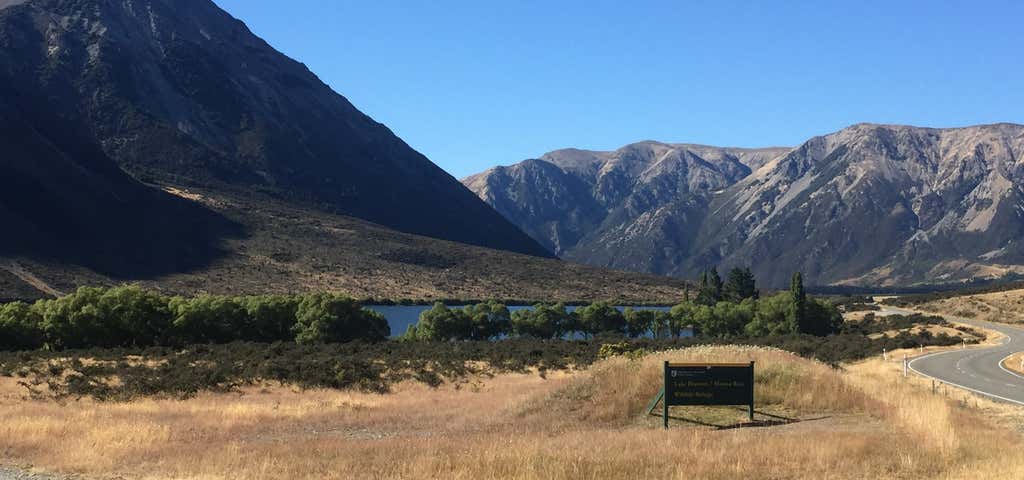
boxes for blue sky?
[215,0,1024,178]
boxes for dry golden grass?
[1003,351,1024,376]
[916,288,1024,324]
[2,345,1024,479]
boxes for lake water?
[364,304,691,338]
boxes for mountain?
[0,185,689,303]
[0,0,548,259]
[464,124,1024,287]
[463,142,789,274]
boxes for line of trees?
[0,286,389,351]
[0,269,841,351]
[401,270,840,341]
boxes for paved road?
[882,307,1024,405]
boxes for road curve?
[882,307,1024,405]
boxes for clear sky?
[214,0,1024,179]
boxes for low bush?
[0,326,970,401]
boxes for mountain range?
[464,123,1024,287]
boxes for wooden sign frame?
[646,361,755,428]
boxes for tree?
[511,303,570,339]
[292,294,389,343]
[803,298,843,336]
[696,268,723,306]
[33,286,117,349]
[744,292,795,336]
[0,302,43,351]
[790,272,808,332]
[723,267,758,302]
[97,285,172,346]
[576,302,626,336]
[648,310,671,339]
[668,301,696,337]
[623,308,663,338]
[169,294,248,344]
[241,295,300,342]
[462,301,511,340]
[404,302,468,341]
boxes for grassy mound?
[520,345,871,427]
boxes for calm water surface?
[364,304,688,338]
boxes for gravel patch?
[0,466,68,480]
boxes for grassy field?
[3,342,1024,479]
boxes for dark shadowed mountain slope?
[0,83,239,278]
[0,0,549,257]
[465,125,1024,287]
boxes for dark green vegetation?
[0,275,972,401]
[401,271,836,341]
[0,320,968,401]
[0,286,389,351]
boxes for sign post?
[658,361,755,428]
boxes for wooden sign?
[648,361,755,427]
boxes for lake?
[364,304,692,338]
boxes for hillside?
[0,186,690,303]
[0,0,548,259]
[901,288,1024,324]
[464,124,1024,287]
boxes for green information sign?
[651,361,755,428]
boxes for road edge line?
[909,352,1024,407]
[998,354,1024,381]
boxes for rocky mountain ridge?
[464,123,1024,286]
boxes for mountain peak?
[466,123,1024,286]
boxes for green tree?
[696,268,724,306]
[803,298,843,336]
[648,310,671,338]
[96,285,172,346]
[33,286,117,349]
[169,294,248,344]
[790,272,808,332]
[576,302,626,336]
[623,308,662,338]
[293,294,389,343]
[241,295,301,342]
[744,292,795,336]
[668,301,696,337]
[723,267,758,302]
[510,303,570,339]
[0,301,44,351]
[462,301,511,340]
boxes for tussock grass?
[518,345,869,427]
[2,345,1024,479]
